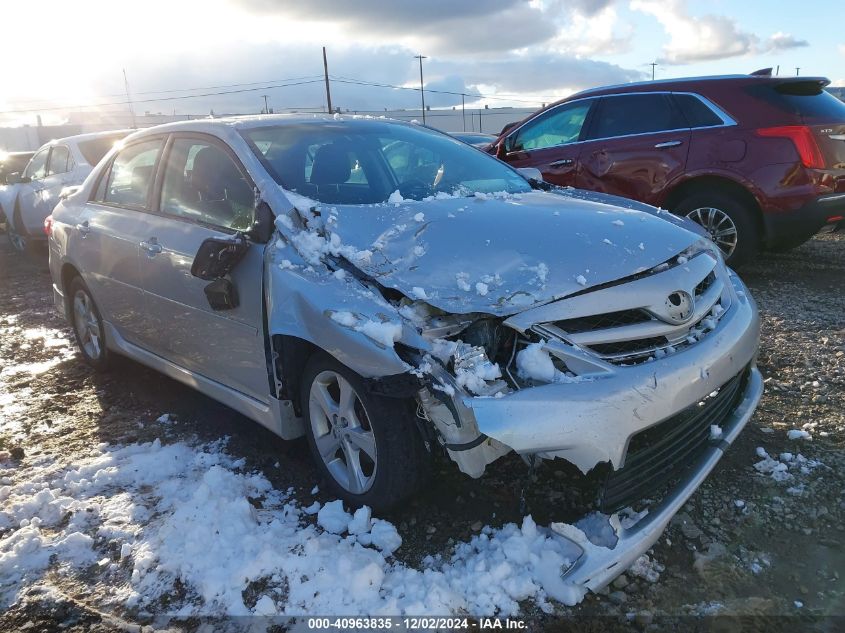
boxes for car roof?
[121,113,418,140]
[565,74,831,100]
[44,129,133,146]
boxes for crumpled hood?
[311,190,702,317]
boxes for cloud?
[632,0,808,64]
[236,0,560,54]
[631,0,756,63]
[839,44,845,56]
[766,32,809,52]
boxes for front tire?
[675,192,759,267]
[68,276,111,372]
[301,352,429,511]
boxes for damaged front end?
[266,188,762,595]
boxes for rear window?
[750,83,845,123]
[673,94,725,128]
[78,135,125,166]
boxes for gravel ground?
[0,232,843,631]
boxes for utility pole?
[775,65,780,76]
[795,67,801,76]
[414,55,427,125]
[123,68,137,129]
[461,94,466,132]
[261,94,270,114]
[649,62,658,81]
[323,47,333,114]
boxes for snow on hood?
[309,190,701,317]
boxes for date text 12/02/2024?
[306,617,527,629]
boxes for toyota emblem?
[665,291,694,323]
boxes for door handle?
[654,140,683,148]
[140,239,162,255]
[549,158,574,167]
[76,221,90,237]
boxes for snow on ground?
[0,430,647,618]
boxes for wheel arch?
[663,175,765,237]
[60,262,83,319]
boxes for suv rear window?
[78,135,125,166]
[672,94,725,128]
[750,82,845,123]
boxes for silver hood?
[312,190,702,317]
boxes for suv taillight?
[43,215,53,237]
[756,125,825,169]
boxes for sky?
[1,0,842,125]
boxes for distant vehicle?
[50,115,761,595]
[449,132,496,148]
[2,130,130,253]
[0,150,35,230]
[0,151,35,185]
[489,72,845,266]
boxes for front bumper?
[558,364,762,592]
[764,192,845,248]
[446,272,762,592]
[467,273,760,473]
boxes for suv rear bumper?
[764,192,845,248]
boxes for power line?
[0,79,326,115]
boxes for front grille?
[599,366,750,513]
[694,271,716,298]
[555,309,653,334]
[590,336,668,358]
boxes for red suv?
[489,73,845,266]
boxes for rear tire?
[674,192,759,267]
[301,352,429,511]
[68,276,111,372]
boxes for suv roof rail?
[750,67,773,77]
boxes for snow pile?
[330,311,402,348]
[516,343,579,384]
[0,434,648,617]
[752,447,824,483]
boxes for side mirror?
[5,172,28,185]
[495,141,506,159]
[247,201,275,243]
[190,235,249,281]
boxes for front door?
[500,99,595,187]
[575,93,691,206]
[139,134,269,402]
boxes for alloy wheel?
[308,370,378,494]
[72,289,102,360]
[685,206,738,258]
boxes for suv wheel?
[675,192,758,267]
[301,352,429,511]
[69,276,110,371]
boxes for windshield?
[241,120,531,205]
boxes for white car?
[2,130,130,253]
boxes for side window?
[511,101,592,151]
[23,148,49,180]
[100,139,163,208]
[160,138,254,231]
[587,94,688,140]
[672,94,725,128]
[47,145,70,176]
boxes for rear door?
[499,99,595,187]
[14,147,49,233]
[138,133,269,401]
[75,137,165,344]
[576,93,691,206]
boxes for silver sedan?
[48,115,762,597]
